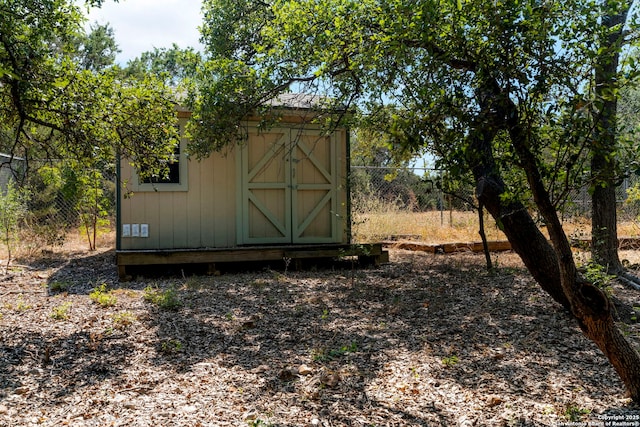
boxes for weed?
[247,419,272,427]
[271,270,287,283]
[184,276,208,290]
[282,256,292,275]
[15,295,31,312]
[50,301,72,320]
[564,404,590,422]
[89,284,117,307]
[320,308,330,321]
[312,341,358,362]
[143,286,181,310]
[49,281,71,293]
[582,261,615,296]
[541,405,554,416]
[251,279,269,289]
[160,339,183,354]
[224,312,234,321]
[112,311,137,329]
[410,366,420,379]
[441,355,459,367]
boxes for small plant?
[564,404,590,421]
[0,181,28,274]
[251,279,269,289]
[50,302,72,320]
[270,269,287,283]
[184,276,208,290]
[541,405,554,416]
[247,419,272,427]
[143,286,181,310]
[89,284,117,307]
[224,312,234,321]
[582,261,615,296]
[160,339,183,354]
[49,281,71,293]
[441,355,459,367]
[410,366,420,379]
[112,311,137,329]
[312,341,358,362]
[15,295,32,312]
[282,256,292,275]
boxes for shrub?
[143,286,181,310]
[89,284,117,307]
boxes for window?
[142,143,181,184]
[131,122,189,192]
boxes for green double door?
[238,127,342,245]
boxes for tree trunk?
[468,76,640,403]
[592,180,621,270]
[478,202,493,271]
[591,4,628,272]
[467,81,570,310]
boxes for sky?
[84,0,204,63]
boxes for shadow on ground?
[1,249,638,425]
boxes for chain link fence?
[3,160,640,251]
[350,165,640,243]
[0,158,116,253]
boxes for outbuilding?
[115,95,387,278]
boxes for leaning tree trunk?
[467,77,640,402]
[509,116,640,404]
[465,83,570,310]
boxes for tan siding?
[139,192,161,249]
[158,193,174,248]
[186,158,202,248]
[171,192,188,248]
[213,150,236,247]
[119,118,348,250]
[199,157,216,247]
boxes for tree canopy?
[194,0,640,401]
[0,0,179,177]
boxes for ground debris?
[0,248,638,426]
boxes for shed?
[116,96,387,278]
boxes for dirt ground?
[1,247,640,427]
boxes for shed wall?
[118,119,348,251]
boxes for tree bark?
[591,4,628,272]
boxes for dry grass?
[0,228,116,263]
[353,208,640,244]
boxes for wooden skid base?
[117,243,388,280]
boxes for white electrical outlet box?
[140,224,149,238]
[122,224,131,237]
[131,224,140,237]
